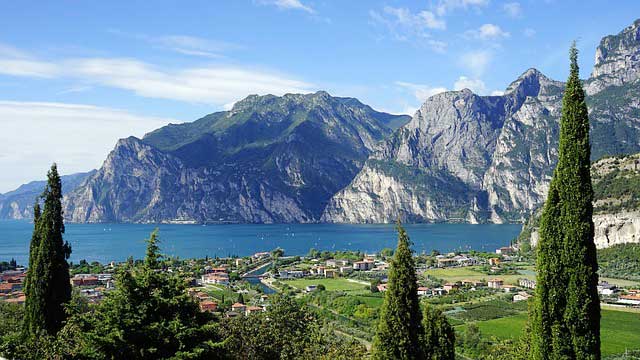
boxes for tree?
[237,293,245,305]
[530,44,600,360]
[69,230,227,359]
[421,305,455,360]
[372,221,423,359]
[22,164,72,338]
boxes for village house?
[496,246,515,255]
[235,258,244,267]
[339,266,353,274]
[518,278,536,289]
[489,258,501,266]
[437,258,458,268]
[443,283,459,293]
[352,260,375,271]
[71,274,99,287]
[278,270,305,279]
[199,300,218,312]
[417,287,430,296]
[502,285,517,293]
[488,278,504,289]
[513,291,533,302]
[376,283,387,292]
[245,306,264,315]
[617,294,640,306]
[597,282,618,295]
[201,273,229,285]
[324,269,337,278]
[0,282,21,294]
[231,303,247,313]
[461,279,485,287]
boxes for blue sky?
[1,0,639,192]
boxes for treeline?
[598,243,640,281]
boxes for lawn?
[459,309,640,356]
[423,266,536,285]
[283,278,370,292]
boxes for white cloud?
[435,0,489,16]
[0,101,176,192]
[465,24,510,40]
[395,81,447,102]
[108,31,242,59]
[0,47,314,107]
[260,0,314,13]
[524,28,536,37]
[503,2,522,18]
[453,76,487,94]
[369,6,446,51]
[491,90,505,96]
[459,50,492,76]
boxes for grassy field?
[460,309,640,356]
[283,278,370,292]
[423,266,536,285]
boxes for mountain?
[63,92,410,223]
[521,153,640,249]
[0,171,96,220]
[322,19,640,224]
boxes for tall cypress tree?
[421,305,455,360]
[22,163,72,337]
[530,44,600,359]
[372,221,423,359]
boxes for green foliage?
[63,231,227,359]
[23,163,72,338]
[598,244,640,280]
[222,294,366,359]
[421,305,455,360]
[593,167,640,213]
[530,44,601,360]
[372,221,424,359]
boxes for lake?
[0,221,522,266]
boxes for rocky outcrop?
[587,19,640,95]
[0,171,95,220]
[323,19,640,224]
[63,92,410,223]
[593,211,640,248]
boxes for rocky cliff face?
[526,153,640,249]
[63,92,410,223]
[0,171,95,220]
[323,19,640,224]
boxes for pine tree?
[22,164,72,338]
[372,221,423,359]
[530,44,600,360]
[421,305,455,360]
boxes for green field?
[423,266,536,285]
[460,309,640,356]
[283,278,370,292]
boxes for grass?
[423,266,536,285]
[458,309,640,356]
[283,278,370,292]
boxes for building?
[488,278,504,289]
[201,273,229,285]
[461,279,485,287]
[437,258,458,268]
[323,269,336,278]
[353,260,375,271]
[502,285,517,293]
[199,301,218,312]
[513,291,533,302]
[417,287,430,296]
[617,294,640,306]
[443,283,459,293]
[518,278,536,289]
[376,283,387,292]
[253,252,271,259]
[0,282,21,294]
[246,306,264,315]
[279,270,305,279]
[496,246,515,255]
[231,303,247,313]
[597,282,617,296]
[339,266,353,275]
[489,258,501,266]
[71,275,99,287]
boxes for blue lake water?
[0,221,522,266]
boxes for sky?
[1,0,639,192]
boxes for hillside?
[63,92,410,223]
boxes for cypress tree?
[372,221,423,359]
[530,44,600,359]
[22,163,72,337]
[421,305,455,360]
